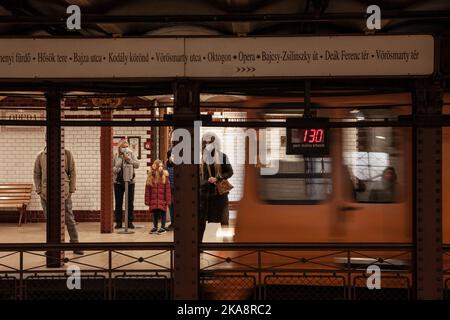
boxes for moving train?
[234,93,413,243]
[201,92,450,299]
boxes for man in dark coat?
[166,148,175,231]
[199,133,233,241]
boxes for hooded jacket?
[145,170,172,212]
[33,148,76,200]
[113,150,140,184]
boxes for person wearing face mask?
[113,139,140,229]
[199,133,233,242]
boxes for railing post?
[45,91,65,268]
[347,250,351,300]
[108,249,113,300]
[19,251,23,300]
[172,81,200,300]
[412,79,443,299]
[258,250,262,300]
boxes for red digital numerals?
[303,129,324,143]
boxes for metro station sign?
[0,35,434,79]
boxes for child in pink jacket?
[145,160,171,234]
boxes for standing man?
[34,147,83,255]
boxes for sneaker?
[128,222,135,229]
[165,224,174,231]
[150,227,158,234]
[157,228,167,234]
[114,223,123,229]
[73,250,84,255]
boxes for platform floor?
[0,222,233,272]
[0,221,232,243]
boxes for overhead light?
[376,135,386,140]
[350,109,359,114]
[170,97,174,100]
[356,115,365,121]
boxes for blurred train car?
[201,93,422,299]
[233,94,413,244]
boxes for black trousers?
[199,215,206,243]
[114,183,135,223]
[152,209,166,229]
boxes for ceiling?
[0,0,448,96]
[0,0,449,37]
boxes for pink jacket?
[145,180,172,212]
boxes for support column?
[413,79,443,299]
[100,109,114,233]
[173,81,200,300]
[45,91,64,267]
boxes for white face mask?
[120,147,129,154]
[205,143,214,152]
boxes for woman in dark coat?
[199,133,233,241]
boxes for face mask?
[205,143,214,152]
[120,147,129,154]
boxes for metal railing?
[0,242,173,300]
[199,243,414,300]
[2,242,445,300]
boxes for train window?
[258,128,332,204]
[343,127,401,203]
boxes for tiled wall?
[0,107,152,219]
[0,126,46,211]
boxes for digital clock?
[299,128,325,144]
[286,119,330,156]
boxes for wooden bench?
[0,184,33,226]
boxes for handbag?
[206,163,234,195]
[216,179,234,195]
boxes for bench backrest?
[0,184,33,207]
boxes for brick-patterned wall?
[0,107,153,221]
[63,124,151,212]
[0,127,46,213]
